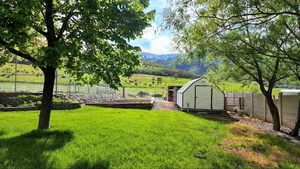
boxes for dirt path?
[152,101,178,110]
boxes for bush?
[152,94,163,98]
[137,91,150,98]
[12,95,77,107]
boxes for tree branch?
[268,58,280,93]
[33,25,47,37]
[0,38,37,64]
[45,0,56,45]
[57,7,76,40]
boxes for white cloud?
[142,24,158,40]
[145,35,177,54]
[139,24,178,54]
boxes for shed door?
[195,86,211,109]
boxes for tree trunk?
[37,67,56,129]
[265,94,281,131]
[290,100,300,136]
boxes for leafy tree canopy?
[0,0,154,88]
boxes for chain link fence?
[118,87,166,100]
[0,75,167,100]
[0,62,168,101]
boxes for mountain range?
[140,52,209,75]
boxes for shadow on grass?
[68,160,110,169]
[0,130,5,137]
[258,133,300,157]
[188,111,239,124]
[0,130,73,169]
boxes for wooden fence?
[225,92,298,130]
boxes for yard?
[0,106,299,169]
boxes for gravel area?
[56,93,122,104]
[228,112,300,145]
[152,101,178,110]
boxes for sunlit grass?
[0,106,299,169]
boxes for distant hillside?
[135,62,198,79]
[10,53,207,78]
[140,52,209,75]
[141,52,178,62]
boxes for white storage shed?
[176,77,225,112]
[278,89,300,129]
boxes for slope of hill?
[135,62,198,79]
[140,52,209,75]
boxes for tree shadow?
[0,130,5,137]
[68,160,110,169]
[258,133,300,157]
[188,111,239,124]
[0,130,73,169]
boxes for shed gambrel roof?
[177,77,208,94]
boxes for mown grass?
[0,106,299,169]
[223,123,300,169]
[121,74,190,88]
[0,64,191,87]
[219,82,283,96]
[0,63,285,95]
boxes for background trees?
[0,0,153,129]
[165,0,299,132]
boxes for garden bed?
[87,99,154,110]
[0,93,80,111]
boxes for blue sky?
[131,0,177,54]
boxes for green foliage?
[165,0,297,95]
[135,62,198,79]
[0,0,154,88]
[121,74,190,88]
[13,95,76,107]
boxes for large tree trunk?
[265,94,281,131]
[290,100,300,136]
[38,67,56,129]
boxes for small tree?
[0,0,153,129]
[209,32,289,131]
[165,0,294,131]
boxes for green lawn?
[0,63,285,96]
[219,82,283,95]
[0,106,299,169]
[0,64,191,87]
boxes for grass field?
[0,106,299,169]
[0,63,284,95]
[219,82,283,96]
[0,64,191,86]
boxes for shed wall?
[195,86,211,109]
[179,79,224,110]
[183,86,195,109]
[176,91,183,107]
[282,95,299,129]
[212,89,224,110]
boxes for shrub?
[152,94,163,98]
[137,91,150,98]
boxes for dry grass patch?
[222,122,300,168]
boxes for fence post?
[68,80,71,95]
[122,87,125,98]
[251,93,254,117]
[264,95,267,121]
[239,97,242,110]
[14,56,17,92]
